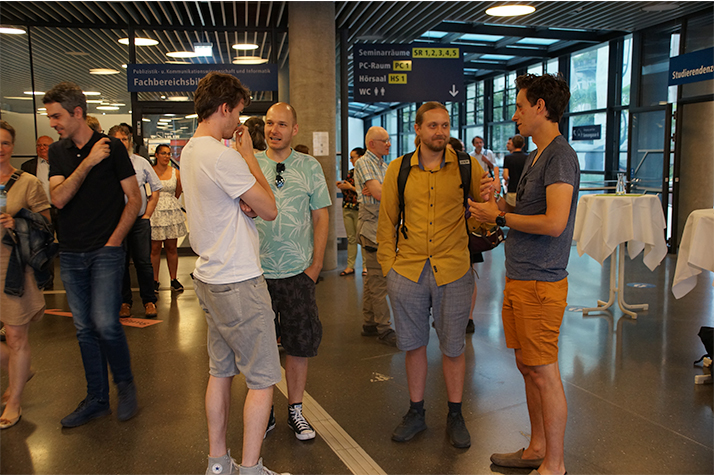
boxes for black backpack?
[396,150,472,245]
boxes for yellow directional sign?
[389,74,407,84]
[393,60,412,71]
[412,47,460,59]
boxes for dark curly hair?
[514,73,570,124]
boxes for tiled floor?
[1,243,712,474]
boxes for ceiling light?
[166,61,191,65]
[24,91,44,95]
[122,64,127,68]
[110,103,126,106]
[97,106,119,110]
[167,51,201,58]
[142,118,151,122]
[193,42,213,56]
[118,37,159,46]
[0,27,26,34]
[90,68,120,75]
[37,108,46,112]
[86,100,103,103]
[185,114,198,119]
[485,5,536,17]
[83,91,101,96]
[167,97,189,101]
[642,3,678,12]
[232,56,268,65]
[4,96,33,100]
[232,43,258,50]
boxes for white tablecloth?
[672,209,714,299]
[573,194,668,271]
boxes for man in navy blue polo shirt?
[45,82,142,428]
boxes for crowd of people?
[0,72,576,476]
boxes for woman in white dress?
[150,145,187,293]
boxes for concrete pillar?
[677,100,714,242]
[289,2,337,271]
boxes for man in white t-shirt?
[471,135,500,193]
[180,72,283,476]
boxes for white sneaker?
[287,403,315,440]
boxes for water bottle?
[616,173,626,195]
[0,184,6,213]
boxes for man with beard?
[377,101,487,448]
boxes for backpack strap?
[396,152,414,245]
[4,169,24,194]
[456,151,471,210]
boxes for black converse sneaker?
[287,403,315,440]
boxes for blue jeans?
[122,218,156,306]
[61,246,134,401]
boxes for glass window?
[30,27,133,149]
[0,26,35,160]
[476,81,485,125]
[569,112,607,172]
[489,123,515,165]
[570,43,609,112]
[547,58,560,75]
[640,28,678,106]
[682,14,714,98]
[506,71,517,119]
[619,110,629,172]
[621,35,632,106]
[466,83,476,124]
[493,74,505,122]
[527,63,543,75]
[385,110,398,162]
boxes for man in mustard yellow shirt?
[377,101,487,448]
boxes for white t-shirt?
[180,136,259,284]
[470,148,495,172]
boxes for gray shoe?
[392,408,427,442]
[117,380,138,422]
[239,457,285,475]
[446,411,471,448]
[361,325,379,336]
[206,450,239,475]
[378,329,397,347]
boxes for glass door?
[627,104,674,246]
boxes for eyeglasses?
[374,139,391,144]
[275,162,285,189]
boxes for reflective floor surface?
[1,242,712,474]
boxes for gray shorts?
[193,275,281,389]
[387,261,474,357]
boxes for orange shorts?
[502,277,568,366]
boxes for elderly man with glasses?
[354,126,396,346]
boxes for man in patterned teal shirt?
[255,102,331,442]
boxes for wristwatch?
[496,211,507,227]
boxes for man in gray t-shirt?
[470,73,579,475]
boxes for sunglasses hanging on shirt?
[275,162,286,189]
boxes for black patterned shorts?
[266,272,322,357]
